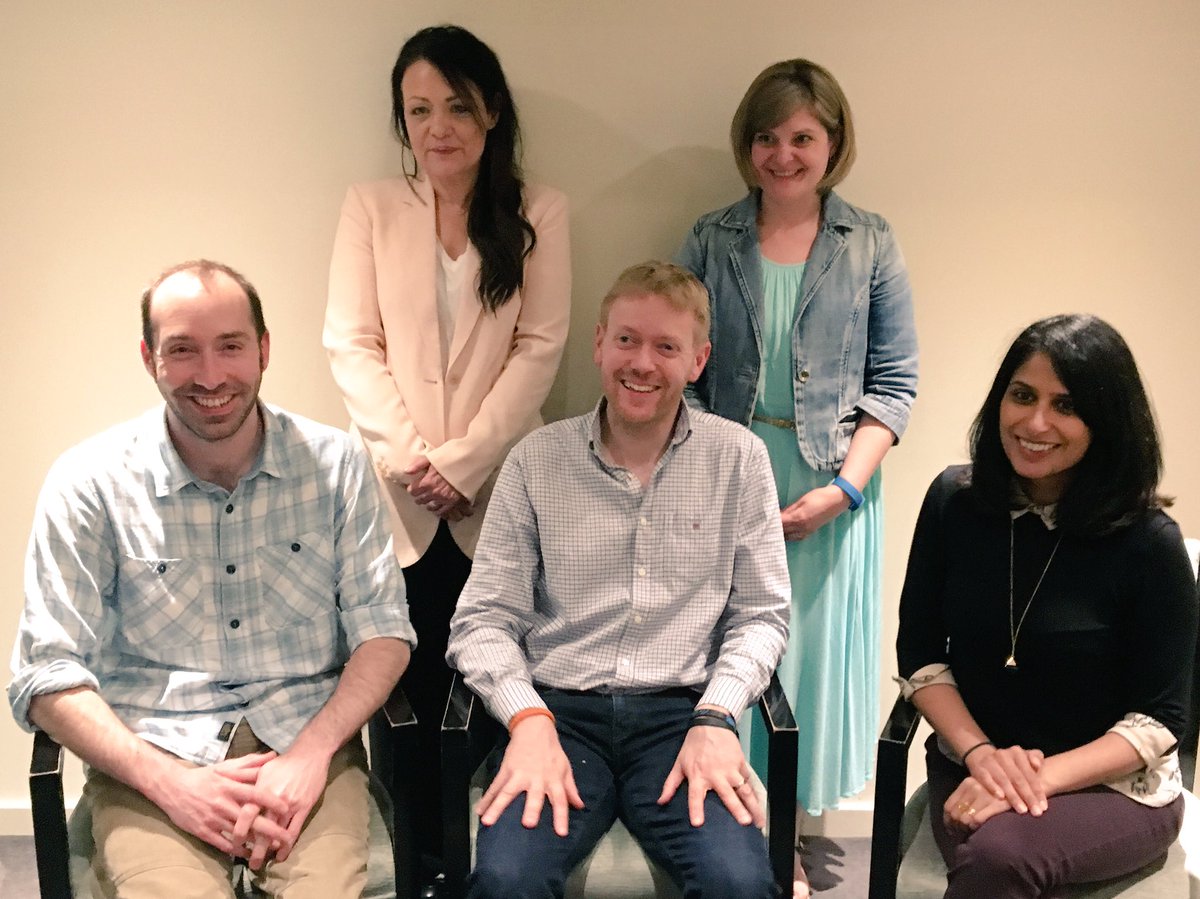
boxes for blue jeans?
[469,691,776,899]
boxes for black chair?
[441,672,799,899]
[868,537,1200,899]
[30,684,419,899]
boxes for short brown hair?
[140,259,265,350]
[599,261,710,341]
[730,59,857,193]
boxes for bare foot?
[793,846,811,898]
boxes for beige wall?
[1,1,1197,832]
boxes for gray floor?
[0,836,38,898]
[802,835,871,896]
[0,834,870,897]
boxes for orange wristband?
[508,706,555,733]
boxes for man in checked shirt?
[447,261,791,898]
[9,259,416,898]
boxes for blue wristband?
[830,476,864,511]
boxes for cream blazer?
[324,176,571,565]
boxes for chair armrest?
[30,729,72,899]
[367,681,418,899]
[868,694,923,899]
[378,680,416,730]
[756,672,799,896]
[442,672,501,739]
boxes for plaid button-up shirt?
[447,401,790,725]
[9,404,414,765]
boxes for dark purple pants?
[925,735,1184,899]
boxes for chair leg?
[441,731,474,899]
[30,730,72,899]
[766,724,798,893]
[370,718,419,899]
[867,696,921,899]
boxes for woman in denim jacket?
[677,59,917,892]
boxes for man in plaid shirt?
[10,260,415,898]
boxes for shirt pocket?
[665,509,721,585]
[116,556,212,654]
[254,531,338,630]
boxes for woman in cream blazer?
[323,25,570,881]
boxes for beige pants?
[85,724,370,899]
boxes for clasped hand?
[161,749,329,868]
[943,744,1047,830]
[404,457,472,521]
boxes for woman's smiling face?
[999,352,1092,503]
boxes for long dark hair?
[969,314,1167,535]
[391,25,535,312]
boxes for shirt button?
[229,619,240,629]
[633,614,644,624]
[619,658,629,666]
[798,369,810,382]
[291,542,301,552]
[225,504,234,514]
[156,562,167,574]
[637,566,646,577]
[639,517,648,527]
[226,564,236,574]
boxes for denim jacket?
[676,190,918,472]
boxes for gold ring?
[955,801,970,812]
[967,807,977,816]
[733,778,747,789]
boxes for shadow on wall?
[525,90,744,421]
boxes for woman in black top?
[896,314,1196,897]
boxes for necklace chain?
[1006,519,1063,670]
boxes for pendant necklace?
[1006,519,1063,671]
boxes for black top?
[897,466,1196,754]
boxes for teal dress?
[744,257,884,814]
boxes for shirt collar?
[1009,484,1058,530]
[586,397,693,468]
[722,189,854,233]
[144,402,283,496]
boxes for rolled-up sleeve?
[334,441,417,652]
[857,224,918,441]
[9,461,111,731]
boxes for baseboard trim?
[801,801,875,839]
[0,798,79,836]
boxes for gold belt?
[751,414,795,430]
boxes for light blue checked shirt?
[447,401,790,725]
[9,404,415,765]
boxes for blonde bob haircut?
[730,58,857,194]
[599,261,711,341]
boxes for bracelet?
[961,740,994,765]
[690,708,738,735]
[508,707,555,733]
[830,476,864,511]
